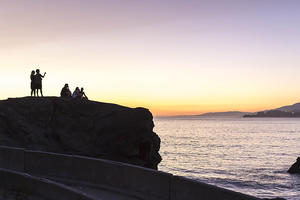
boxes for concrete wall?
[0,146,24,171]
[171,176,259,200]
[0,168,97,200]
[0,145,261,200]
[25,151,171,200]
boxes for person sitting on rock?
[30,70,36,96]
[60,84,72,97]
[72,87,81,99]
[35,69,46,97]
[78,87,88,100]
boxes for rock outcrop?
[287,157,300,174]
[0,97,161,169]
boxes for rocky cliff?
[0,97,161,169]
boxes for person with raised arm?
[35,69,46,97]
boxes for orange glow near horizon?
[91,95,300,116]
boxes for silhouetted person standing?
[60,84,72,97]
[35,69,46,97]
[30,70,36,96]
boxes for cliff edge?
[0,97,161,169]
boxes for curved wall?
[0,145,260,200]
[0,168,97,200]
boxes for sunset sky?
[1,0,300,116]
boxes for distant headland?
[244,110,300,118]
[195,111,250,118]
[244,102,300,118]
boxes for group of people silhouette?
[30,69,88,100]
[60,84,88,100]
[30,69,46,97]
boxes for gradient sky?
[1,0,300,115]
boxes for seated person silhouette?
[78,87,88,100]
[72,87,81,99]
[60,84,72,97]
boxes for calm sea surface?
[154,117,300,200]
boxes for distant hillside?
[276,102,300,112]
[156,111,251,118]
[195,111,250,118]
[244,101,300,118]
[244,110,300,118]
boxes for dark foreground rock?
[0,97,161,169]
[287,157,300,174]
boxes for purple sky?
[1,0,300,115]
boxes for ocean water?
[154,117,300,200]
